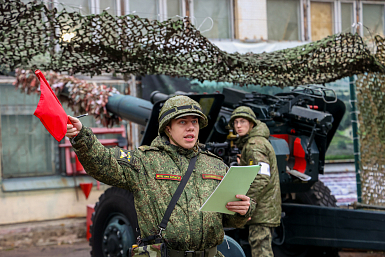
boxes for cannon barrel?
[106,94,153,126]
[150,91,169,104]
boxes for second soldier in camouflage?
[230,106,281,257]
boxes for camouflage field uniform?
[71,96,255,257]
[230,106,281,257]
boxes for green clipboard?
[199,165,260,215]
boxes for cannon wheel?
[272,181,339,257]
[90,187,139,257]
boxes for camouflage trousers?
[248,224,273,257]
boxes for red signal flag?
[34,70,69,142]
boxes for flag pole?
[75,113,88,119]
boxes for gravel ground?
[0,241,91,257]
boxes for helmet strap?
[165,129,183,148]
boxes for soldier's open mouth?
[185,135,195,141]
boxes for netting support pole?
[349,76,362,203]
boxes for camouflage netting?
[1,0,385,87]
[356,72,385,205]
[13,69,121,127]
[2,0,385,205]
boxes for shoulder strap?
[158,155,198,231]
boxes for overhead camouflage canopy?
[2,0,385,205]
[1,0,385,87]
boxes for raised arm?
[67,115,141,191]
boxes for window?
[55,0,91,15]
[91,0,159,19]
[0,83,56,178]
[267,0,301,41]
[0,80,125,179]
[99,0,119,16]
[310,1,335,41]
[166,0,182,20]
[340,2,355,34]
[362,3,385,40]
[86,0,234,39]
[128,0,159,20]
[192,0,233,39]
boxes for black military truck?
[89,86,385,257]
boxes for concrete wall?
[0,185,109,225]
[234,0,268,41]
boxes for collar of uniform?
[151,135,199,159]
[235,134,249,149]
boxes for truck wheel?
[295,181,337,207]
[273,181,338,257]
[90,187,139,257]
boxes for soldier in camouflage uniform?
[229,106,281,257]
[66,95,255,257]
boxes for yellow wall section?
[311,2,333,41]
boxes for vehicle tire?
[273,181,339,257]
[295,181,337,207]
[90,187,139,257]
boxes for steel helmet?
[229,106,258,128]
[158,95,208,134]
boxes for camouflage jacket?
[236,121,281,227]
[71,126,255,254]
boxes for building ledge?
[1,175,99,192]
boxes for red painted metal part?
[271,134,289,144]
[80,182,93,199]
[293,137,306,173]
[86,204,95,241]
[272,134,307,173]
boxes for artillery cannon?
[89,86,385,257]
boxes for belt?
[168,246,217,257]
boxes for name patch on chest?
[155,174,182,181]
[202,174,223,181]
